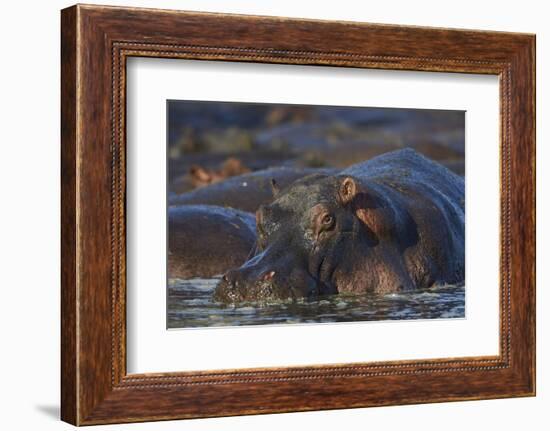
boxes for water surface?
[167,278,465,329]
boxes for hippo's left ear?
[338,176,357,204]
[270,178,280,198]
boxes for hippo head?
[214,173,377,303]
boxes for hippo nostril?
[261,271,275,281]
[222,271,239,288]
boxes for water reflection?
[167,278,465,329]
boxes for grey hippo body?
[214,148,464,303]
[169,166,336,213]
[168,205,256,279]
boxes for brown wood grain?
[60,4,535,425]
[60,5,78,425]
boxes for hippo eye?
[321,214,334,226]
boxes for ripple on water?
[167,279,465,329]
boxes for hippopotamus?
[170,157,251,194]
[169,166,336,213]
[168,205,255,279]
[213,148,464,303]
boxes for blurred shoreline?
[168,101,465,195]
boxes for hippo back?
[169,166,337,213]
[343,148,464,212]
[168,205,256,279]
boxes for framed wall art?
[61,4,535,425]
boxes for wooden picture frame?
[61,4,535,425]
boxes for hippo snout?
[213,267,277,303]
[223,267,276,289]
[214,261,330,304]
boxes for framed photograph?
[61,4,535,425]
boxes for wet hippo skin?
[168,205,256,279]
[214,148,465,303]
[169,167,336,213]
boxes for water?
[167,278,465,329]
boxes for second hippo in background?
[168,205,256,279]
[170,157,251,193]
[169,166,336,213]
[214,148,465,304]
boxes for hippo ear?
[270,178,280,198]
[190,165,212,183]
[339,176,357,204]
